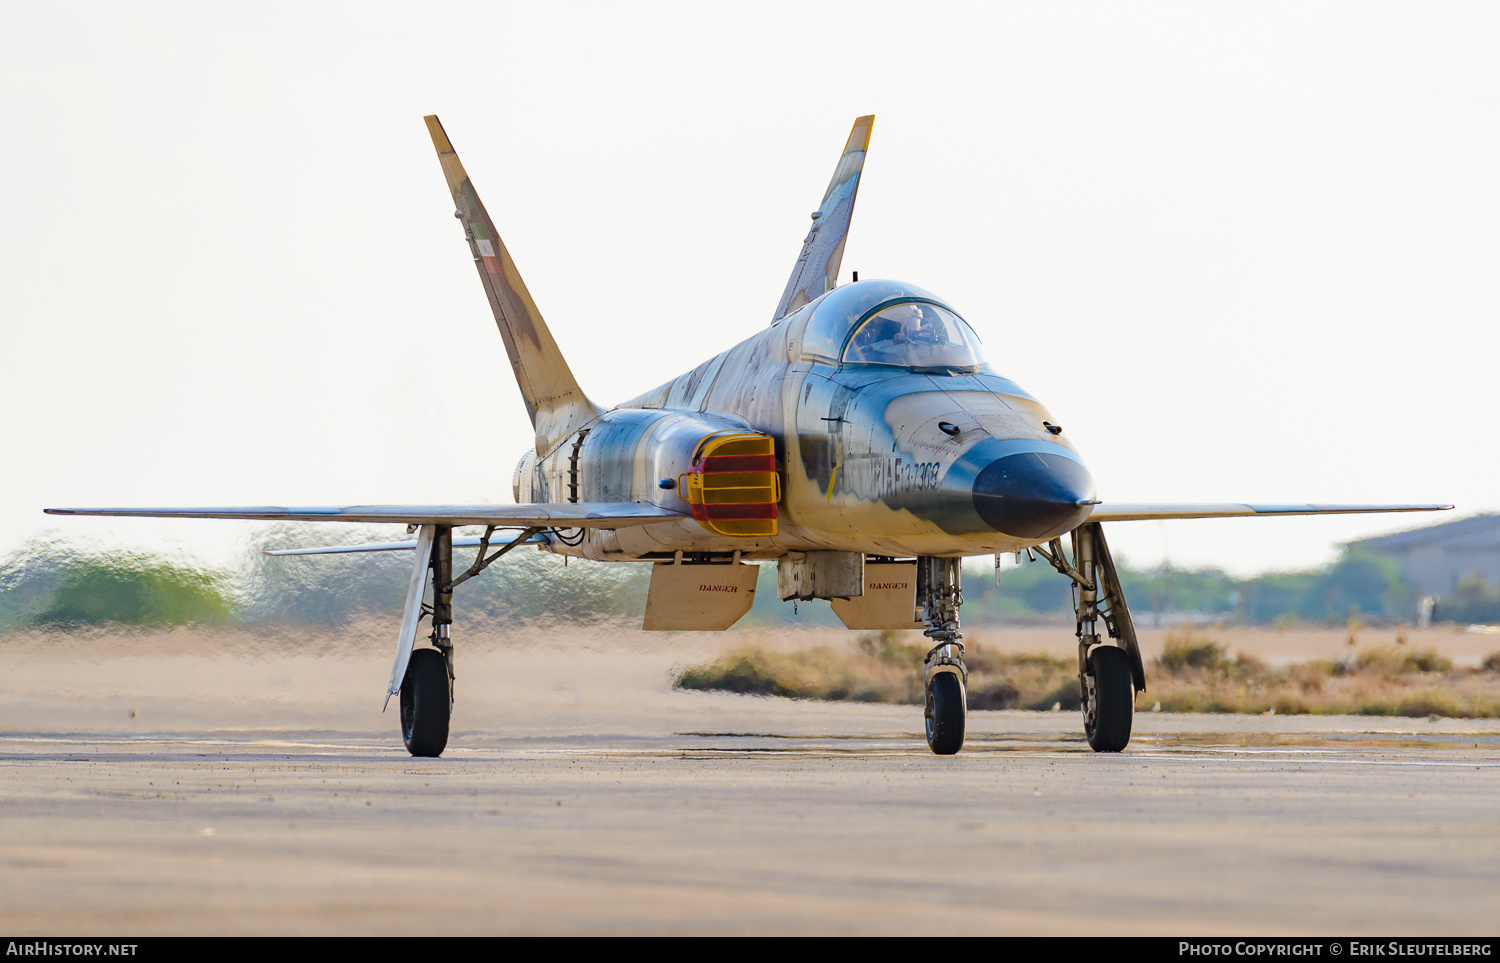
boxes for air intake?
[683,434,780,537]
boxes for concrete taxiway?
[0,624,1496,935]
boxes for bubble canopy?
[791,280,988,371]
[844,301,984,369]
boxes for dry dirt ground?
[0,623,1496,936]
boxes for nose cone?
[972,452,1096,539]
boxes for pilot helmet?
[904,305,937,344]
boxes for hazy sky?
[3,2,1496,576]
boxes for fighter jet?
[48,115,1449,758]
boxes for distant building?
[1345,513,1500,599]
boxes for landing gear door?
[642,561,760,630]
[385,524,436,708]
[1090,524,1146,693]
[830,561,923,630]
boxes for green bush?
[1440,574,1500,625]
[33,555,233,628]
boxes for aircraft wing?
[1085,503,1451,523]
[772,115,874,322]
[44,502,685,528]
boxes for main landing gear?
[394,523,541,757]
[917,556,967,755]
[1035,522,1146,752]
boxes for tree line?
[3,526,1497,630]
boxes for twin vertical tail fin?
[426,113,871,440]
[424,115,602,455]
[771,115,874,322]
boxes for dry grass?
[1148,631,1499,717]
[677,631,1078,710]
[675,629,1500,718]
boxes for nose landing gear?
[917,556,967,755]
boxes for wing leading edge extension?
[1085,503,1451,523]
[44,503,685,528]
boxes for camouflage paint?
[522,278,1089,562]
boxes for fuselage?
[516,280,1096,560]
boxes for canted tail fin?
[425,115,602,454]
[772,115,874,322]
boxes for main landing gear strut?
[1034,522,1146,752]
[395,523,541,757]
[917,556,967,755]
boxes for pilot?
[904,305,944,345]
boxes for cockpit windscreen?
[842,302,986,370]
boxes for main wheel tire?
[1084,644,1134,752]
[925,671,966,756]
[400,648,451,758]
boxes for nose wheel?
[400,647,451,757]
[924,668,966,755]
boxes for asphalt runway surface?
[1,624,1497,935]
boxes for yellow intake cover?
[684,434,779,537]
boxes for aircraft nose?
[971,451,1097,540]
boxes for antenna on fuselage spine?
[771,115,874,323]
[424,114,602,456]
